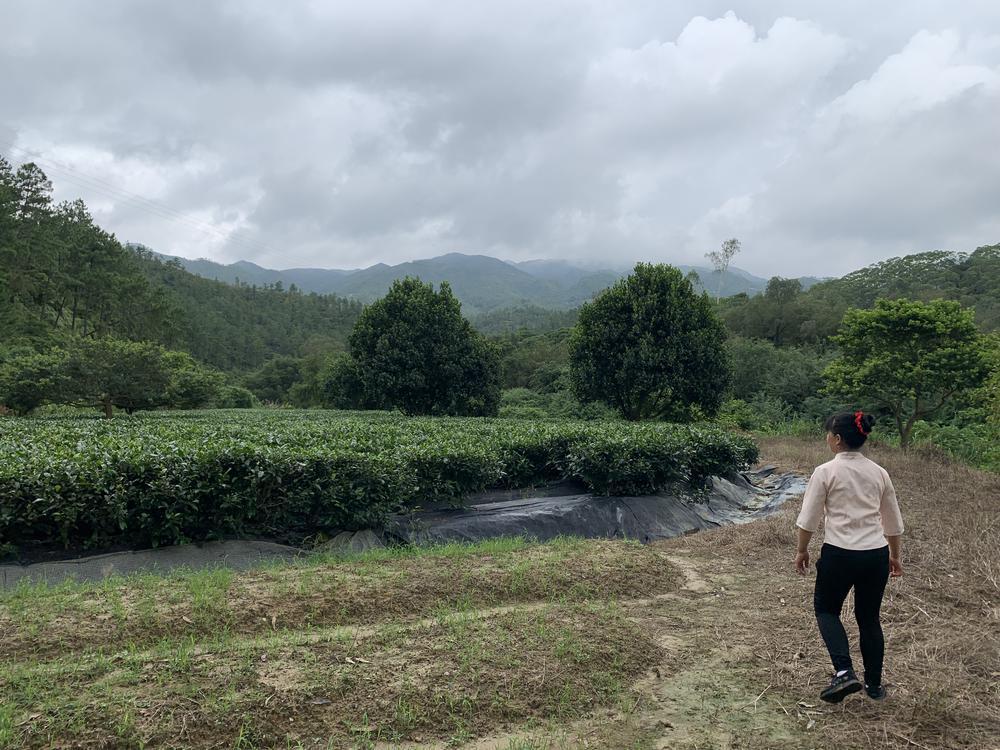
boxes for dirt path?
[418,550,812,750]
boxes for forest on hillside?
[0,157,363,374]
[2,156,997,469]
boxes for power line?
[0,133,284,260]
[0,139,274,257]
[0,128,228,231]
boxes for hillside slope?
[811,245,1000,330]
[722,244,1000,345]
[132,249,363,371]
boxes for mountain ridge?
[151,250,825,315]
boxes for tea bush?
[0,410,758,551]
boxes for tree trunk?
[102,398,113,419]
[892,407,905,449]
[900,411,920,451]
[899,424,912,451]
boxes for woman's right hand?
[794,550,810,575]
[889,556,903,577]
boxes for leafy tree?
[0,339,173,416]
[725,336,832,415]
[61,339,172,417]
[721,277,838,347]
[320,353,366,410]
[163,351,226,409]
[569,263,729,421]
[529,363,571,394]
[497,329,571,389]
[823,299,990,449]
[986,371,1000,425]
[244,356,304,404]
[286,350,339,407]
[0,159,18,335]
[0,349,68,415]
[765,277,803,305]
[347,278,501,416]
[977,333,1000,425]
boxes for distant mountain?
[509,259,617,286]
[157,251,821,315]
[157,255,354,294]
[324,254,561,315]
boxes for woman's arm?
[794,466,826,575]
[886,534,903,577]
[794,527,814,575]
[880,472,904,577]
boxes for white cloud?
[712,29,1000,276]
[821,30,999,127]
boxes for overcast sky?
[4,2,1000,277]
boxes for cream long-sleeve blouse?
[795,451,904,551]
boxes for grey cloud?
[3,2,999,276]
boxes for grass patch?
[1,602,657,748]
[0,537,672,664]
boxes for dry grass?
[2,602,656,749]
[669,436,1000,749]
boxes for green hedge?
[0,410,758,551]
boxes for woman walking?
[794,411,904,703]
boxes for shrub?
[909,421,1000,473]
[214,385,257,409]
[499,388,620,421]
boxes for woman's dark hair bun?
[824,410,875,449]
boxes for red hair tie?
[854,410,869,436]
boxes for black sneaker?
[865,683,887,700]
[820,671,862,703]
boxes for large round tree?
[348,277,501,416]
[570,263,729,421]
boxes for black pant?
[814,543,890,687]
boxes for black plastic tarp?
[388,469,806,545]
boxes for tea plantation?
[0,410,757,552]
